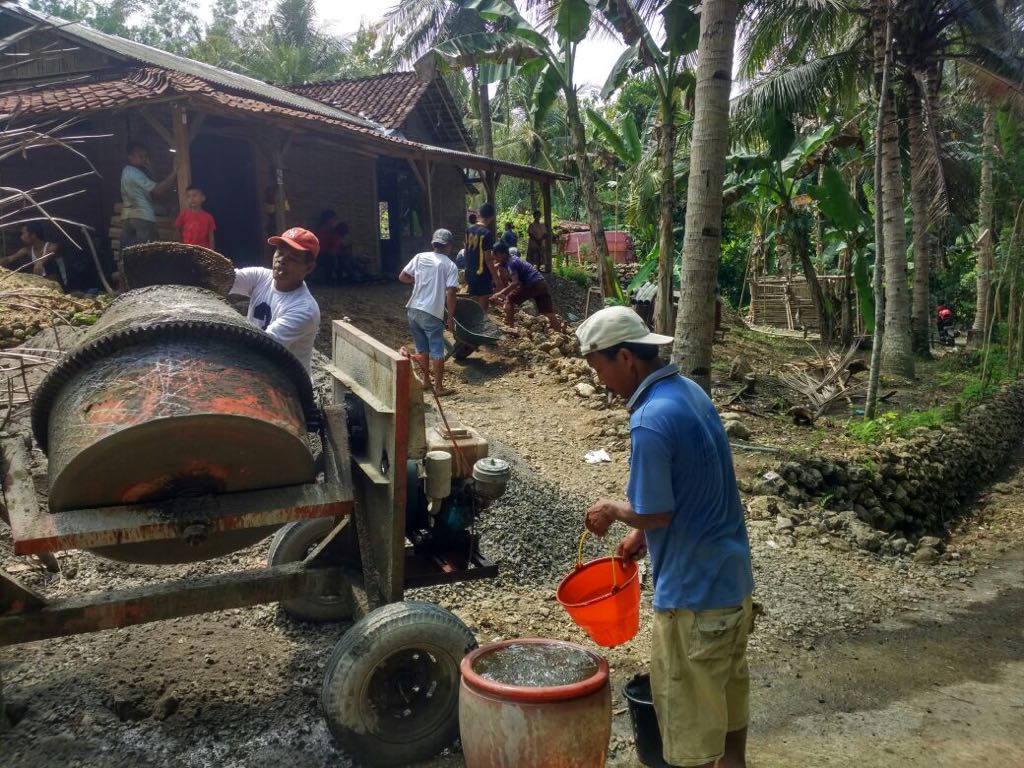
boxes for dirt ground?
[1,280,1022,767]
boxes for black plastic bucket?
[623,673,674,767]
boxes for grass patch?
[552,256,592,289]
[847,345,1011,443]
[847,408,947,442]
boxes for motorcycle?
[938,322,959,347]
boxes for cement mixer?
[0,276,510,766]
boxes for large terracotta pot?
[459,638,611,768]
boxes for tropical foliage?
[26,0,1024,390]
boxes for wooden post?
[170,104,192,214]
[542,181,553,273]
[271,139,291,235]
[425,160,434,232]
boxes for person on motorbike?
[937,305,956,346]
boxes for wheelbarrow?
[445,296,503,360]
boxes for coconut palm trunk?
[655,114,677,334]
[564,88,616,298]
[973,104,996,337]
[879,55,914,377]
[908,73,932,357]
[671,0,737,392]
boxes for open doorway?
[190,134,262,266]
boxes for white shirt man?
[231,227,321,374]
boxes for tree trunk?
[973,104,996,337]
[654,110,677,334]
[671,0,737,392]
[879,62,914,378]
[564,89,616,298]
[840,247,854,347]
[866,2,891,419]
[474,65,497,201]
[793,217,832,341]
[907,73,932,357]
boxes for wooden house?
[0,5,563,281]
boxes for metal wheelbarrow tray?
[446,296,503,360]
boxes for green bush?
[847,409,946,442]
[553,254,593,288]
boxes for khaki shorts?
[651,596,753,767]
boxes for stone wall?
[769,382,1024,540]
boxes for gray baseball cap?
[431,228,454,246]
[575,306,673,355]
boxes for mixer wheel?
[268,519,354,622]
[321,602,477,766]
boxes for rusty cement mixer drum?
[31,285,319,563]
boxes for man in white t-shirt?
[231,227,321,374]
[399,228,459,395]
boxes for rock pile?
[767,382,1024,542]
[0,269,104,349]
[501,312,579,361]
[616,262,641,290]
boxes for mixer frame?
[0,320,496,645]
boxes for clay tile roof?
[293,73,429,130]
[0,74,161,117]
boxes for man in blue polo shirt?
[578,306,754,768]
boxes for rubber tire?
[321,601,477,767]
[268,519,353,622]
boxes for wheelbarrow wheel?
[268,519,354,622]
[321,601,477,766]
[451,341,476,361]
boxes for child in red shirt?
[175,185,217,250]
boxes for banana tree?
[418,0,618,298]
[726,116,840,340]
[596,0,698,334]
[810,163,875,345]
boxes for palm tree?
[595,0,698,334]
[737,0,1022,374]
[423,0,620,297]
[380,0,496,191]
[672,0,739,392]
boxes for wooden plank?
[0,562,351,646]
[9,482,353,557]
[332,320,409,606]
[325,363,394,414]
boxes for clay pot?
[459,638,611,768]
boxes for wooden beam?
[271,138,290,234]
[542,181,554,273]
[171,104,192,214]
[139,107,173,147]
[425,160,435,232]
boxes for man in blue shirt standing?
[577,306,754,768]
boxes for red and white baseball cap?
[268,227,320,259]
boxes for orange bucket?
[557,534,641,647]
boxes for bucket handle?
[576,530,619,590]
